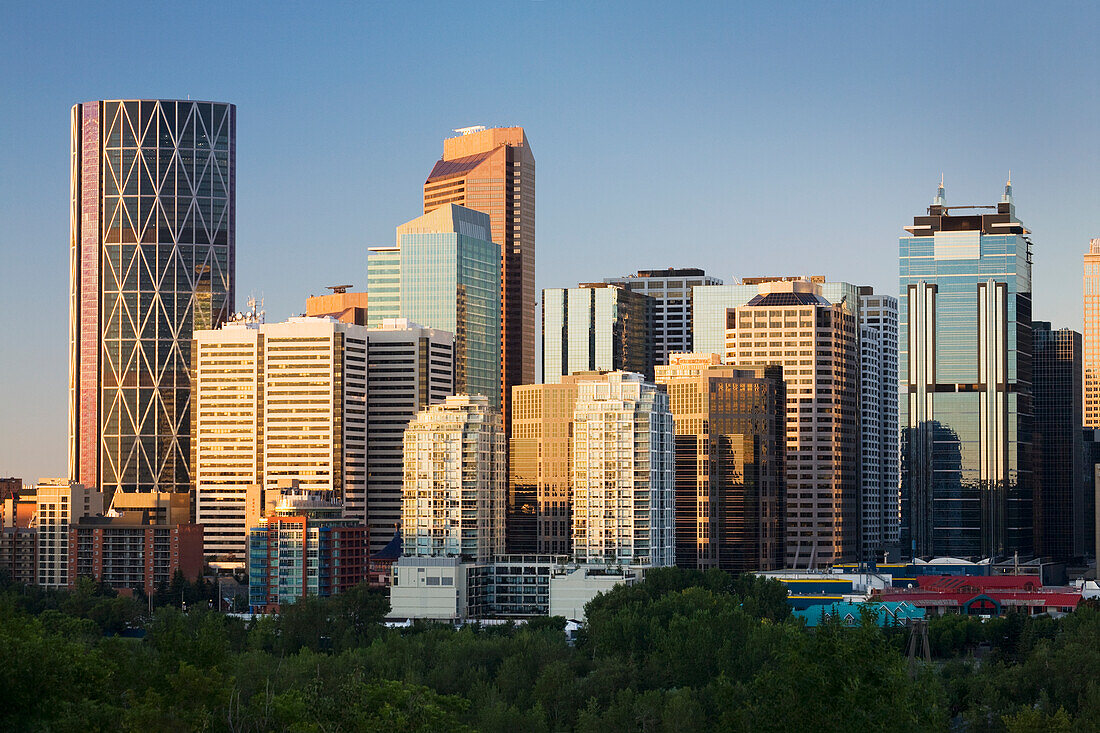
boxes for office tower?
[1085,239,1100,427]
[509,372,610,554]
[368,204,501,406]
[248,488,369,612]
[365,319,454,554]
[306,286,368,325]
[859,290,900,558]
[571,372,675,567]
[423,126,534,437]
[1083,430,1100,561]
[725,279,860,568]
[35,478,105,588]
[1033,322,1084,561]
[192,316,368,558]
[542,283,656,383]
[900,180,1034,559]
[402,395,505,561]
[693,276,862,357]
[655,354,785,572]
[605,268,722,365]
[70,100,235,495]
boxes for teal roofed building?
[794,601,925,628]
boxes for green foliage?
[4,568,1100,731]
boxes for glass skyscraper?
[542,283,655,383]
[1033,322,1084,561]
[604,268,722,365]
[368,204,501,406]
[899,180,1033,559]
[69,100,235,495]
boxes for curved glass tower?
[69,99,235,495]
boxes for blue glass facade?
[899,188,1033,559]
[367,206,501,406]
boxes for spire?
[1002,172,1013,203]
[932,174,946,207]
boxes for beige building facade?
[402,394,505,561]
[1085,238,1100,427]
[571,372,675,567]
[655,354,785,572]
[724,279,859,568]
[191,317,368,558]
[35,478,105,588]
[509,373,609,555]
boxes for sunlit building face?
[70,99,235,494]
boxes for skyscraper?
[693,276,861,356]
[571,372,675,567]
[368,204,501,406]
[402,394,506,561]
[509,372,611,555]
[191,316,368,558]
[724,279,860,567]
[899,180,1034,559]
[70,100,235,495]
[604,268,722,364]
[542,283,655,383]
[1033,322,1084,561]
[859,290,900,558]
[365,319,454,554]
[423,126,534,435]
[655,354,785,572]
[1084,238,1100,427]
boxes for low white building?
[388,555,642,622]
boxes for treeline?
[1,569,1099,731]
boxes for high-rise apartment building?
[365,319,454,554]
[571,372,675,567]
[859,290,900,558]
[69,514,203,596]
[35,478,105,588]
[900,181,1034,559]
[1084,239,1100,427]
[191,316,368,558]
[542,283,655,383]
[402,395,506,561]
[655,354,785,572]
[422,126,534,437]
[605,268,722,365]
[368,204,501,406]
[247,489,369,613]
[1033,322,1084,561]
[725,279,860,568]
[70,100,235,495]
[508,372,610,555]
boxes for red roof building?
[877,574,1081,616]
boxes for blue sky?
[2,1,1098,481]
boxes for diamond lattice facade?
[70,100,235,495]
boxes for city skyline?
[3,2,1099,483]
